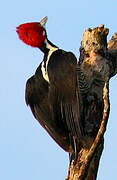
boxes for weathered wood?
[67,25,117,180]
[108,33,117,76]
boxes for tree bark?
[66,25,117,180]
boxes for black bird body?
[25,62,70,152]
[17,17,89,158]
[25,47,83,154]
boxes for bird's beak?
[40,16,48,27]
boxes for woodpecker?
[16,16,89,159]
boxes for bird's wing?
[25,75,37,119]
[25,65,70,152]
[48,50,83,143]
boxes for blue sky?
[0,0,117,179]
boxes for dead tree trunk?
[66,25,117,180]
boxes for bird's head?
[16,16,48,48]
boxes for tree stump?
[67,25,117,180]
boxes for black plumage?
[25,48,84,156]
[25,63,71,152]
[17,17,86,158]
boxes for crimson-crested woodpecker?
[16,16,89,160]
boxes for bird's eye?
[43,30,46,36]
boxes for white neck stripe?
[41,47,58,83]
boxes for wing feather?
[48,50,83,144]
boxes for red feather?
[16,22,46,48]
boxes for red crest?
[16,22,46,48]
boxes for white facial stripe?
[41,47,58,83]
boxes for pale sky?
[0,0,117,179]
